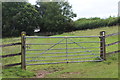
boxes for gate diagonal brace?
[68,38,95,54]
[30,38,65,60]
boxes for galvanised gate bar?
[21,31,106,70]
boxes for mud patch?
[35,66,64,78]
[35,70,50,78]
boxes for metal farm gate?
[21,31,106,69]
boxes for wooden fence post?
[100,31,106,60]
[21,31,26,70]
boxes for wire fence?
[105,32,119,55]
[1,42,22,68]
[105,32,120,38]
[0,42,21,47]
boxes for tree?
[35,1,76,33]
[2,2,40,37]
[2,1,76,37]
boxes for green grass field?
[1,26,119,78]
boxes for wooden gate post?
[100,31,106,60]
[21,31,26,70]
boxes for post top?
[100,31,106,36]
[21,31,26,36]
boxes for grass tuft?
[2,67,35,78]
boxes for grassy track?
[2,26,119,78]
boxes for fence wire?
[105,32,120,38]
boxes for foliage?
[35,1,76,33]
[74,17,118,30]
[2,1,76,37]
[2,2,40,37]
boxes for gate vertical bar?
[21,31,26,70]
[66,37,68,63]
[100,31,106,60]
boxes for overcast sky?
[29,0,119,20]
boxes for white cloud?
[68,0,119,20]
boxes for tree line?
[2,1,76,37]
[2,1,118,37]
[74,17,118,30]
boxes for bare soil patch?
[35,70,51,78]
